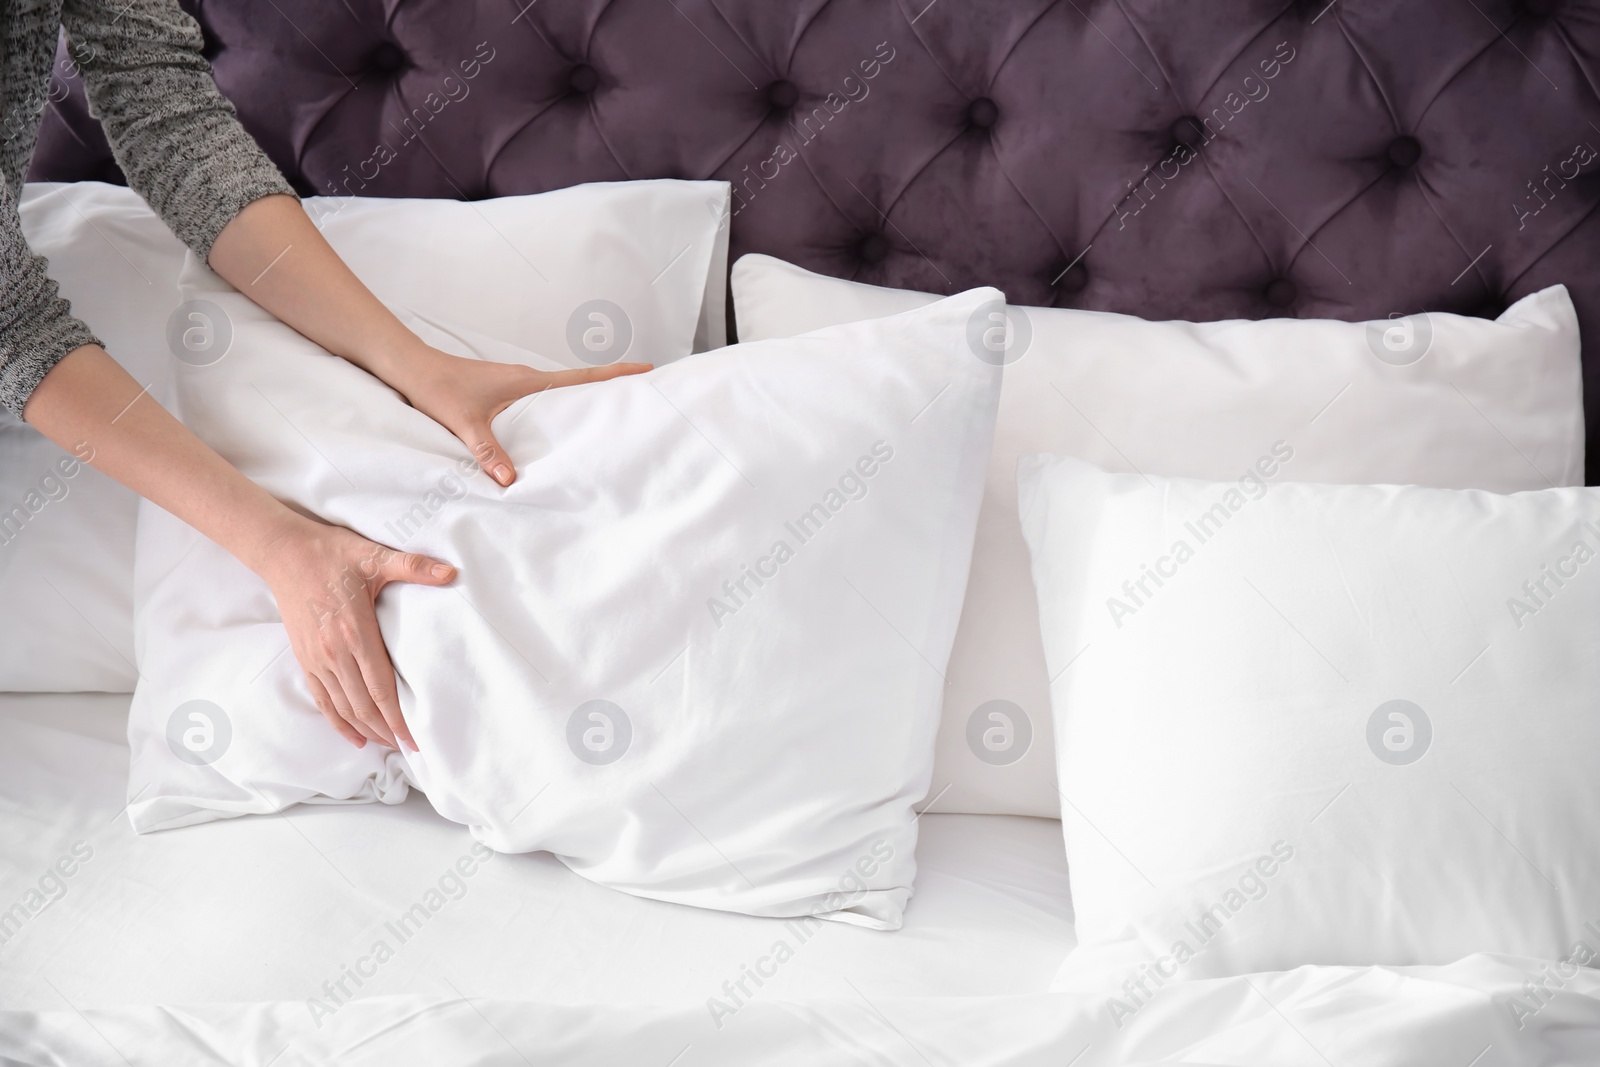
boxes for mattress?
[0,691,1075,1011]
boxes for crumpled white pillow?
[127,261,1002,927]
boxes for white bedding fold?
[6,955,1599,1066]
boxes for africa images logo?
[565,299,634,366]
[1107,840,1296,1028]
[1366,699,1431,766]
[1364,311,1432,367]
[1104,442,1294,629]
[706,442,894,628]
[566,700,632,765]
[165,700,232,765]
[966,699,1032,765]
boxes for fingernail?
[493,464,512,486]
[431,563,453,579]
[353,736,367,748]
[405,738,419,752]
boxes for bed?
[7,1,1600,1063]
[11,690,1600,1064]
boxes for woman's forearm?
[23,342,454,750]
[22,343,304,574]
[206,194,432,395]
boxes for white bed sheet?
[0,692,1074,1013]
[8,958,1600,1066]
[8,693,1600,1065]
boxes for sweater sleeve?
[0,181,101,419]
[60,0,297,261]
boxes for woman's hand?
[384,345,651,486]
[210,197,653,486]
[26,346,462,751]
[257,513,457,750]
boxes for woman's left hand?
[388,346,651,486]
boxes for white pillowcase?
[2,183,187,692]
[305,182,730,362]
[1,179,731,694]
[732,253,1586,818]
[128,267,1001,927]
[1021,455,1600,988]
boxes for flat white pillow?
[2,183,186,692]
[1,180,730,694]
[128,267,1001,927]
[732,253,1586,818]
[1020,455,1600,990]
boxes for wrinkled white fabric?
[1021,456,1600,984]
[127,279,1001,926]
[0,180,730,693]
[6,955,1600,1066]
[733,253,1586,820]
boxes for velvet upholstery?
[28,0,1600,477]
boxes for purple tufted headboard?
[30,0,1600,479]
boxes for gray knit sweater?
[0,0,294,418]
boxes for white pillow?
[128,269,1002,927]
[305,182,730,361]
[2,183,186,693]
[1,179,731,694]
[732,253,1586,818]
[1020,455,1600,988]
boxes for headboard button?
[1264,278,1297,308]
[568,64,599,94]
[1170,115,1206,149]
[857,233,890,264]
[966,97,998,129]
[1387,135,1422,168]
[368,42,406,75]
[766,80,799,110]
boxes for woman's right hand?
[256,514,456,751]
[23,345,457,753]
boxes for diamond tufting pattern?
[27,0,1600,478]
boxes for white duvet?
[6,956,1598,1065]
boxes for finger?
[306,672,365,747]
[331,650,397,748]
[348,602,416,752]
[374,547,456,592]
[542,362,652,390]
[465,425,516,487]
[320,669,387,746]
